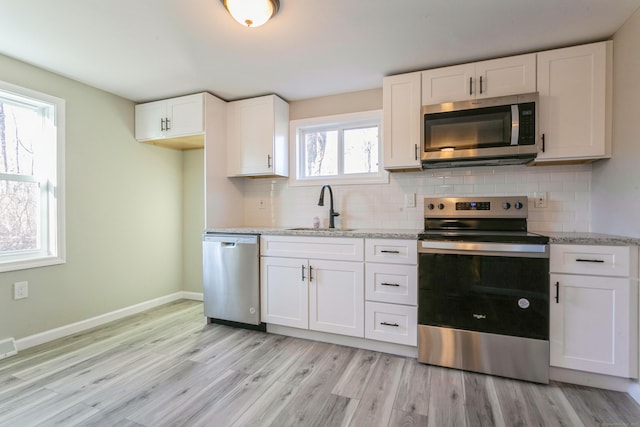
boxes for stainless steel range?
[417,196,550,383]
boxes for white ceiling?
[1,0,639,103]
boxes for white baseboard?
[629,383,640,405]
[267,324,418,358]
[15,291,202,352]
[0,338,17,360]
[549,366,637,392]
[181,291,204,301]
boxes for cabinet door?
[382,73,421,170]
[550,273,635,377]
[309,259,364,337]
[228,96,275,176]
[536,42,612,162]
[135,100,167,140]
[166,94,203,137]
[421,63,475,104]
[260,257,308,329]
[475,53,536,99]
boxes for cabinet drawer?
[365,302,417,346]
[261,235,364,261]
[550,245,632,277]
[365,263,417,305]
[365,239,417,264]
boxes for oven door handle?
[419,240,549,258]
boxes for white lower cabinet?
[260,236,365,338]
[549,244,638,378]
[364,239,418,346]
[309,259,364,337]
[365,302,417,346]
[260,256,308,329]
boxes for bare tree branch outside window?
[0,100,39,252]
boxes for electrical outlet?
[14,281,28,300]
[405,193,416,208]
[533,192,547,208]
[258,199,265,210]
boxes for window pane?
[0,180,39,251]
[303,130,338,177]
[343,126,379,174]
[0,101,39,177]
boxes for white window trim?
[289,109,389,187]
[0,80,66,273]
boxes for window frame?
[289,110,388,186]
[0,80,66,272]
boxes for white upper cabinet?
[227,94,289,177]
[421,53,536,104]
[382,72,422,170]
[135,93,205,149]
[535,41,612,162]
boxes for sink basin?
[286,227,354,232]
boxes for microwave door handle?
[511,104,520,146]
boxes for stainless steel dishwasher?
[202,233,264,331]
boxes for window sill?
[0,255,66,273]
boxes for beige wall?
[0,54,184,341]
[289,88,382,120]
[591,8,640,237]
[183,149,204,293]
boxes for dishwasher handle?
[203,234,259,245]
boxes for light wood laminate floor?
[1,299,640,426]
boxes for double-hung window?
[291,110,387,185]
[0,81,65,272]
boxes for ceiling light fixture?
[220,0,280,28]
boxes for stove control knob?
[437,203,445,210]
[515,202,524,209]
[503,202,511,210]
[427,203,435,210]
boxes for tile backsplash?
[243,163,592,233]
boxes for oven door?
[418,240,549,340]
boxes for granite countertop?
[204,227,640,246]
[204,227,423,240]
[544,232,640,246]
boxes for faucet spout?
[318,184,340,228]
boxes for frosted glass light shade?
[221,0,280,27]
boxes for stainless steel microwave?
[421,93,539,168]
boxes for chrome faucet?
[318,184,340,229]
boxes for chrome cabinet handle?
[576,258,605,263]
[381,250,400,254]
[309,266,314,282]
[165,118,170,131]
[160,118,165,131]
[381,322,399,327]
[381,282,400,287]
[267,154,272,168]
[301,265,306,281]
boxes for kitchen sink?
[286,227,355,232]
